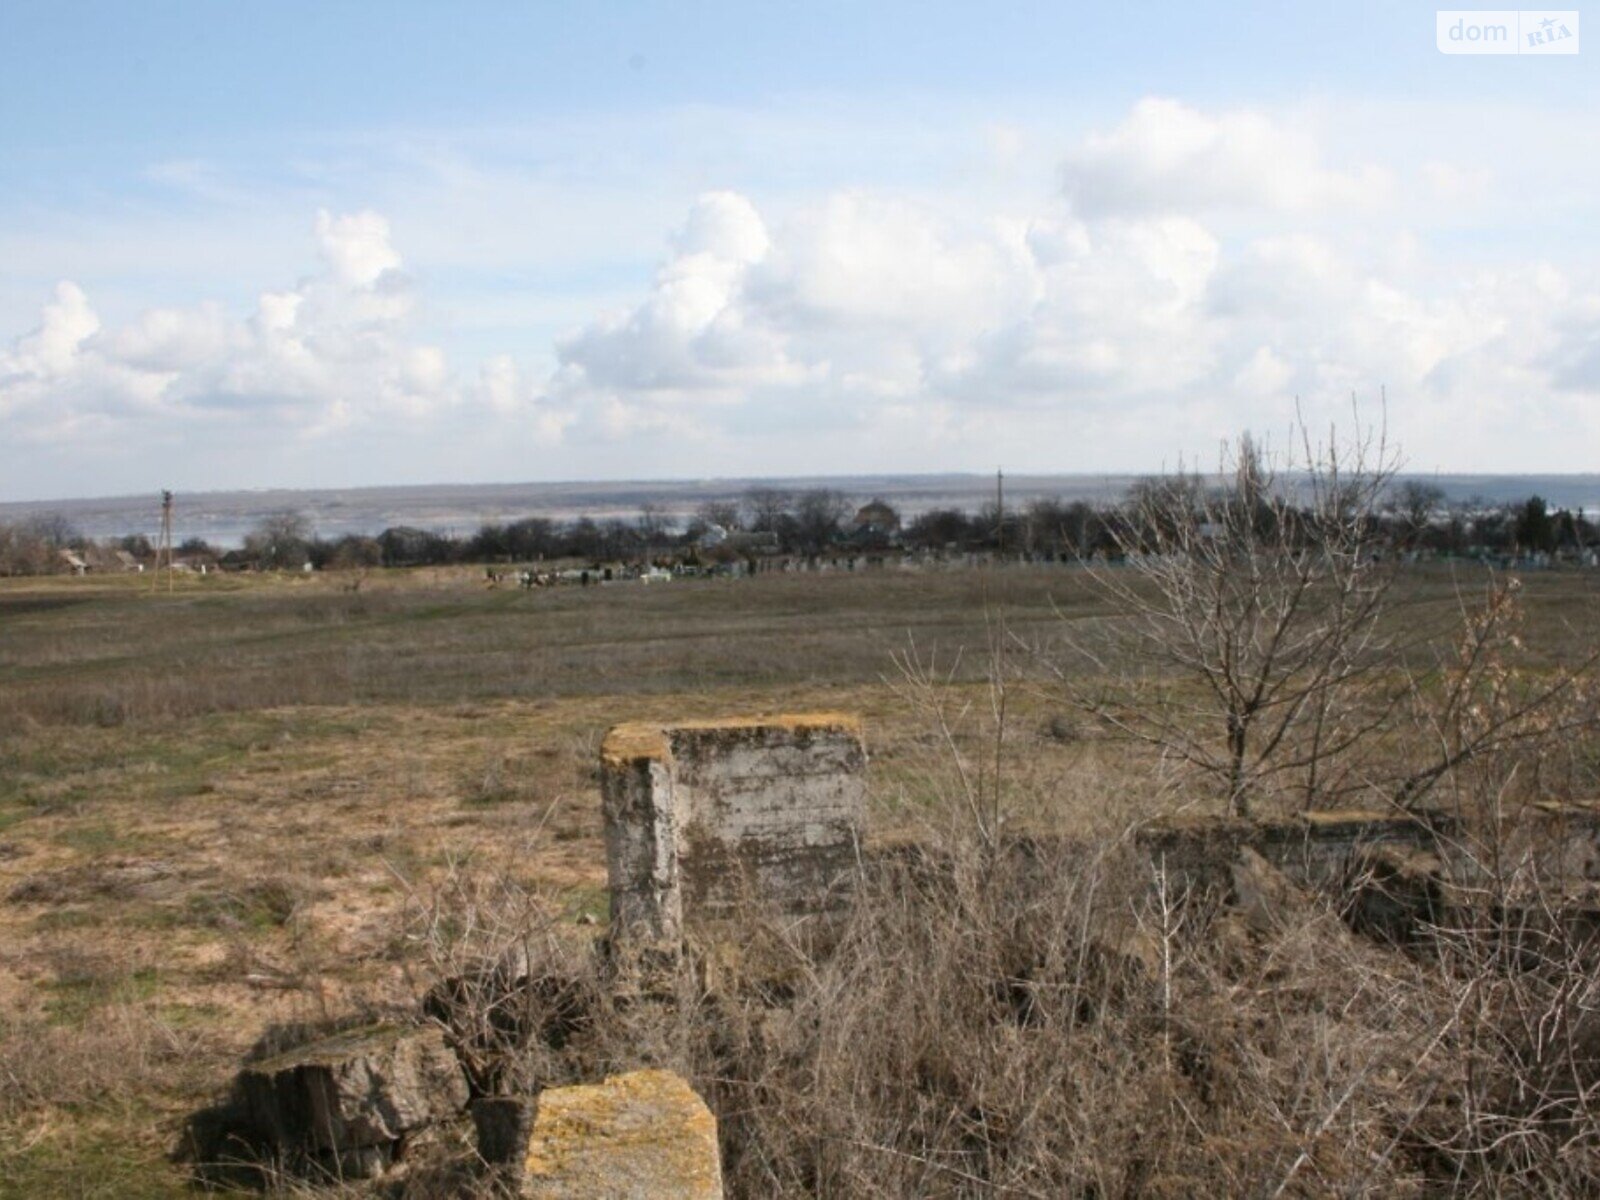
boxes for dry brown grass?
[390,819,1600,1196]
[0,563,1596,1195]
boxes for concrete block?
[230,1023,468,1178]
[600,715,865,955]
[521,1069,722,1198]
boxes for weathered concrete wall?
[601,724,685,951]
[1136,803,1600,897]
[600,715,866,954]
[599,708,1600,958]
[1135,810,1460,896]
[868,800,1600,949]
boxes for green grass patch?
[561,883,610,925]
[42,967,161,1026]
[181,879,305,932]
[54,820,142,855]
[0,1126,187,1200]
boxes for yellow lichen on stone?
[522,1069,722,1198]
[602,713,863,767]
[600,724,673,766]
[669,711,862,736]
[1299,809,1399,827]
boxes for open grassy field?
[0,564,1595,1195]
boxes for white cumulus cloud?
[1061,97,1391,218]
[541,105,1600,470]
[4,95,1598,484]
[0,210,568,448]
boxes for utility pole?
[995,467,1004,556]
[153,490,174,594]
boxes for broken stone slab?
[600,714,866,959]
[521,1069,722,1198]
[230,1022,468,1177]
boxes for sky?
[1,1,1597,501]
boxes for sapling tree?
[1047,421,1397,816]
[1048,415,1596,816]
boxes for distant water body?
[2,474,1597,548]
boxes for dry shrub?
[398,862,608,1099]
[685,828,1600,1195]
[377,815,1600,1196]
[388,842,1460,1195]
[1395,765,1600,1193]
[1422,907,1600,1192]
[1043,422,1599,820]
[682,837,1453,1198]
[186,872,323,931]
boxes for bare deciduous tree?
[244,511,312,571]
[1396,576,1597,809]
[694,499,742,532]
[1047,418,1597,817]
[743,486,792,533]
[635,502,672,547]
[1048,422,1398,816]
[793,488,850,554]
[1393,479,1446,546]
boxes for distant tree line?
[0,513,81,575]
[1,482,1595,576]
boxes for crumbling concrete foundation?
[600,715,866,957]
